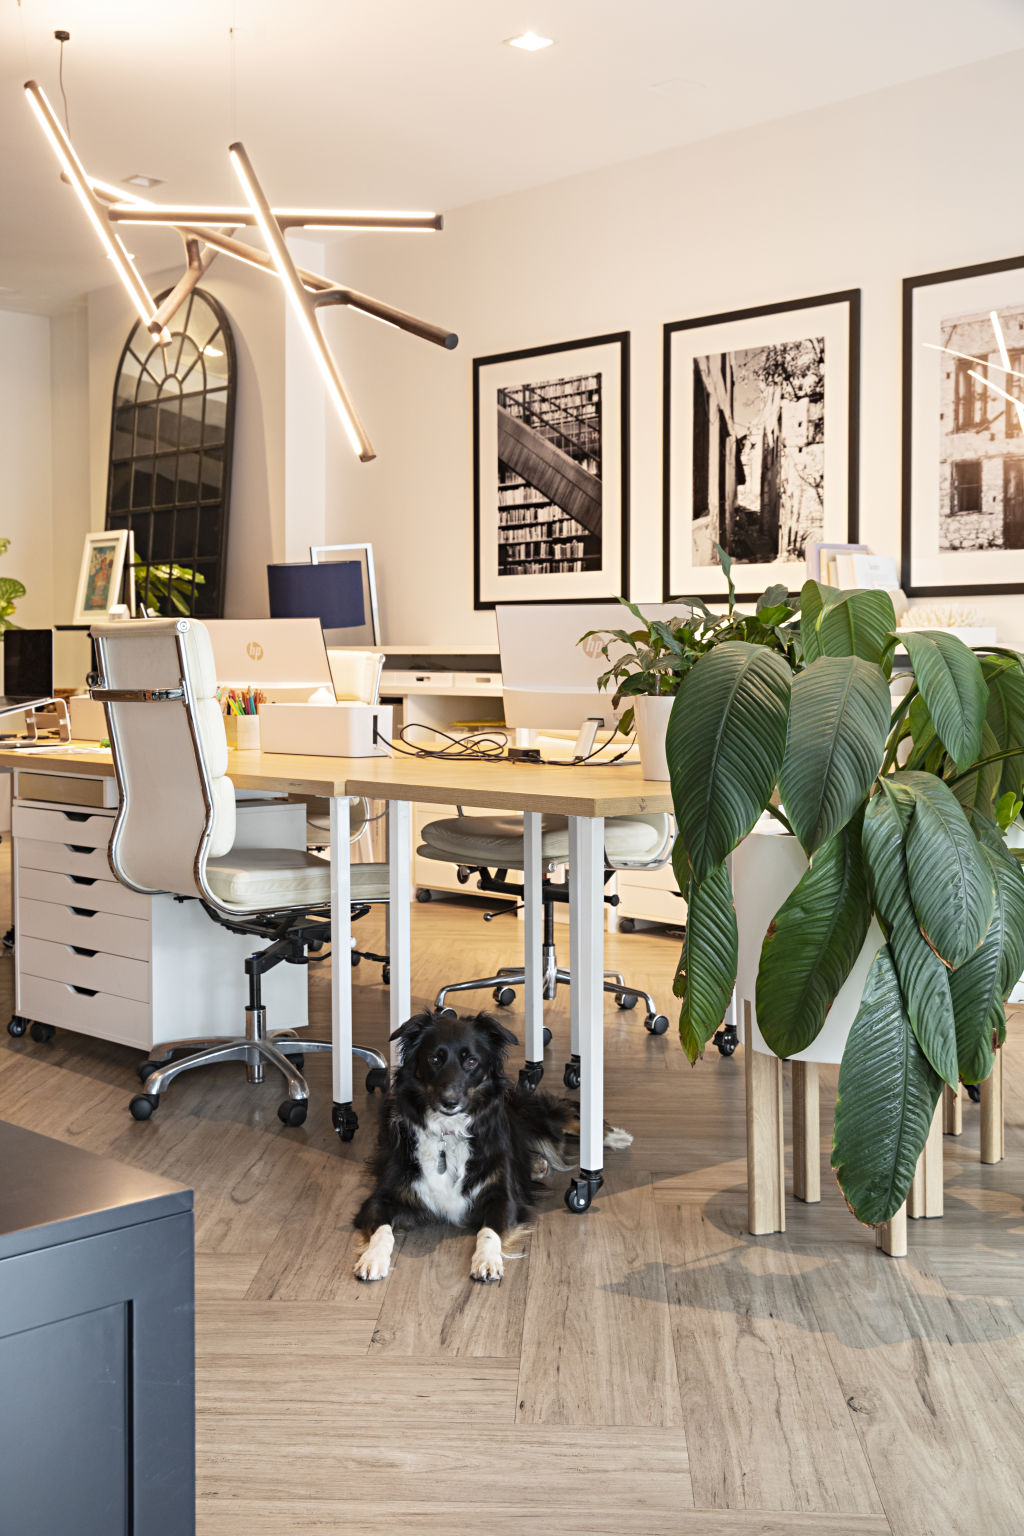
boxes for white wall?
[324,47,1024,649]
[0,311,53,630]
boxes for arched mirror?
[104,288,236,616]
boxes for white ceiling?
[3,0,1024,313]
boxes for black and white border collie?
[353,1009,629,1284]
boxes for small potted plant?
[665,577,1024,1226]
[580,547,800,779]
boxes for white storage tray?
[18,974,151,1050]
[16,836,116,882]
[19,936,151,1004]
[12,805,114,849]
[18,866,150,918]
[19,898,151,960]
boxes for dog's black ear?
[389,1009,434,1061]
[472,1010,519,1054]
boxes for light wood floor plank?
[196,1356,520,1421]
[196,1300,376,1354]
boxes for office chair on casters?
[90,618,388,1131]
[418,810,673,1092]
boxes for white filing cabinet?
[614,860,686,930]
[9,772,308,1053]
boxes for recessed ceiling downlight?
[124,174,164,189]
[504,32,554,52]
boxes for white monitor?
[496,602,685,731]
[203,618,335,700]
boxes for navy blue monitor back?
[266,562,365,631]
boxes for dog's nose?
[439,1090,462,1110]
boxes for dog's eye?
[461,1053,478,1070]
[428,1050,446,1066]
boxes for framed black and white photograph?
[903,254,1024,595]
[473,333,629,608]
[663,291,860,601]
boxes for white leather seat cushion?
[418,813,662,868]
[205,847,388,908]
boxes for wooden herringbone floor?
[1,847,1022,1535]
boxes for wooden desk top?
[0,744,674,818]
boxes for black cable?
[373,723,637,768]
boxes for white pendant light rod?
[107,204,443,233]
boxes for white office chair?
[419,810,673,1090]
[90,617,387,1128]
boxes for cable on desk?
[373,724,637,767]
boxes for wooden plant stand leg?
[980,1046,1005,1165]
[744,1002,785,1235]
[943,1082,962,1136]
[875,1204,907,1257]
[907,1099,944,1219]
[791,1060,820,1204]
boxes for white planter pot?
[732,827,884,1065]
[634,694,674,781]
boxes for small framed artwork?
[663,290,860,601]
[73,529,130,625]
[309,542,381,644]
[473,332,629,608]
[903,253,1024,595]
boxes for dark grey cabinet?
[0,1121,195,1536]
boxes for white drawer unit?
[615,859,687,931]
[9,778,309,1054]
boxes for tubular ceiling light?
[24,80,456,458]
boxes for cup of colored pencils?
[221,688,265,749]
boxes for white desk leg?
[522,811,544,1084]
[329,795,356,1139]
[567,815,604,1212]
[388,799,412,1072]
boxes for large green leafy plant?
[0,537,26,632]
[666,579,1024,1225]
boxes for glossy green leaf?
[861,782,959,1087]
[674,862,737,1062]
[948,843,1024,1083]
[755,822,871,1057]
[900,630,986,772]
[778,655,890,854]
[985,664,1024,798]
[949,721,1003,821]
[666,641,792,883]
[800,579,840,664]
[901,770,995,968]
[817,589,897,668]
[831,944,943,1225]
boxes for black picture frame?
[902,253,1024,596]
[663,289,860,602]
[473,332,629,609]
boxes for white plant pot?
[732,827,884,1065]
[634,694,674,781]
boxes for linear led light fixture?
[229,141,373,461]
[24,81,170,342]
[107,204,443,233]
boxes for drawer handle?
[61,812,92,823]
[66,845,93,854]
[69,876,97,886]
[69,906,98,918]
[69,985,98,997]
[70,945,97,957]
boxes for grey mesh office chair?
[91,617,387,1128]
[419,810,673,1090]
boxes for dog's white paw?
[354,1224,394,1282]
[470,1226,504,1284]
[603,1122,633,1150]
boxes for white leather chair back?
[606,812,674,870]
[328,649,384,703]
[91,618,235,898]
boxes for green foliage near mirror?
[0,538,26,632]
[665,576,1024,1226]
[134,559,205,617]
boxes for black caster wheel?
[563,1059,581,1092]
[382,964,390,986]
[7,1016,29,1038]
[415,888,433,903]
[331,1102,359,1142]
[644,1014,670,1036]
[714,1026,739,1056]
[543,1026,552,1048]
[436,1006,457,1021]
[456,866,471,885]
[493,985,516,1007]
[2,926,14,951]
[29,1021,56,1044]
[616,992,639,1010]
[351,952,361,967]
[285,1054,305,1071]
[966,1083,981,1104]
[278,1099,308,1127]
[564,1180,592,1213]
[129,1093,159,1121]
[617,916,637,934]
[365,1066,389,1094]
[136,1059,166,1082]
[518,1064,544,1093]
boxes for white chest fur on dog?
[412,1111,474,1224]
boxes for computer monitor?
[203,618,335,700]
[1,628,54,707]
[267,562,365,647]
[496,602,684,731]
